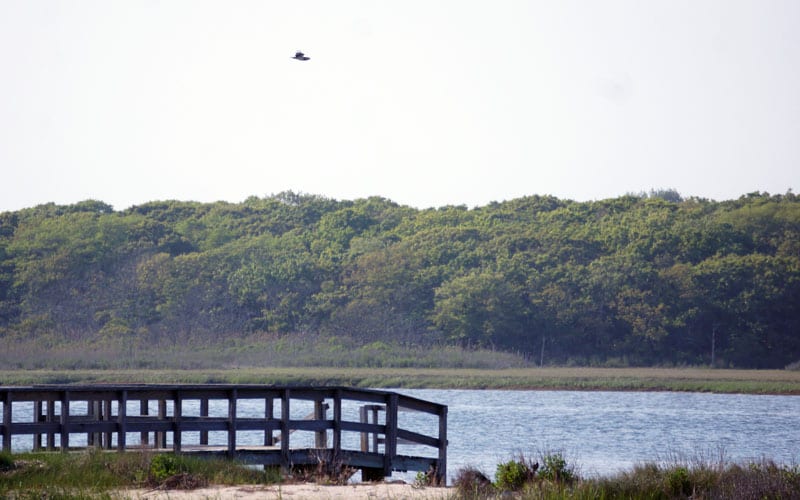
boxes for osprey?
[292,51,310,61]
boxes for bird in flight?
[292,51,310,61]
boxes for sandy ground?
[117,483,452,499]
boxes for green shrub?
[667,466,691,496]
[149,454,187,482]
[495,459,531,491]
[539,453,575,484]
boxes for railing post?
[59,390,70,452]
[437,405,448,485]
[280,389,290,467]
[384,394,398,476]
[46,400,55,451]
[33,400,43,451]
[264,397,274,446]
[200,398,209,445]
[88,400,98,448]
[371,406,380,452]
[173,392,182,452]
[332,389,342,455]
[140,400,149,446]
[227,389,237,457]
[2,391,11,453]
[103,399,113,449]
[314,399,327,448]
[359,406,368,452]
[156,399,167,449]
[117,390,127,451]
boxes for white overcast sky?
[1,1,798,212]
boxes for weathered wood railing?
[0,384,447,483]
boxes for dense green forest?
[1,191,798,369]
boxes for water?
[395,389,800,480]
[5,390,799,482]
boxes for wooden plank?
[287,420,332,433]
[341,421,385,435]
[396,429,439,448]
[397,395,446,415]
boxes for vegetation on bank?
[453,453,800,499]
[1,191,799,369]
[2,367,799,394]
[0,450,282,498]
[2,449,799,499]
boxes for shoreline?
[1,367,799,395]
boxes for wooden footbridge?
[0,384,447,483]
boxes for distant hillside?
[1,191,798,368]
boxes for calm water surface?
[7,389,799,482]
[397,389,800,480]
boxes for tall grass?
[453,453,800,499]
[0,335,529,371]
[0,450,281,498]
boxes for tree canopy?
[1,191,798,368]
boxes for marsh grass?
[2,366,799,394]
[0,336,529,371]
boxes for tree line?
[1,190,798,368]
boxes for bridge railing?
[0,384,446,483]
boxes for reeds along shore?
[2,366,800,394]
